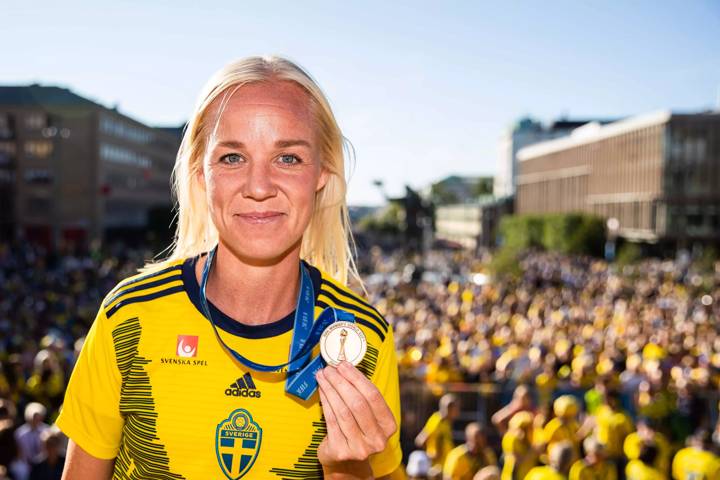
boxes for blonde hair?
[146,56,359,285]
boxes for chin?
[221,235,302,266]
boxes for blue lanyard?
[199,246,354,400]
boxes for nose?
[242,160,277,201]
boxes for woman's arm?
[62,440,115,480]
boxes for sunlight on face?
[200,81,329,264]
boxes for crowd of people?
[0,240,153,479]
[1,240,719,479]
[358,247,720,479]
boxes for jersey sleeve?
[55,305,124,459]
[441,446,460,480]
[368,326,403,478]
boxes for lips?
[234,211,285,224]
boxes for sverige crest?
[216,409,263,479]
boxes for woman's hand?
[315,361,397,479]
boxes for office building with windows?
[494,117,618,198]
[515,110,720,246]
[0,85,182,246]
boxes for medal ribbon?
[199,246,354,400]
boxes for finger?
[318,382,349,452]
[337,361,397,437]
[322,365,385,442]
[316,367,368,444]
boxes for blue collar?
[181,253,321,339]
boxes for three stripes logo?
[225,372,262,398]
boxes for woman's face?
[200,81,328,264]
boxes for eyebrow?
[215,139,312,149]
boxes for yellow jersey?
[501,431,536,480]
[672,447,720,480]
[420,412,455,468]
[623,432,671,474]
[542,417,580,460]
[525,465,565,480]
[442,444,497,480]
[626,459,667,480]
[56,256,402,479]
[594,405,634,458]
[569,458,618,480]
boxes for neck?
[197,241,302,326]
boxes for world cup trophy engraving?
[337,328,348,362]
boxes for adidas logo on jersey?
[225,372,262,398]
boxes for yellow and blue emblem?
[216,409,263,479]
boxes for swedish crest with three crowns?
[215,409,263,479]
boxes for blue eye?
[278,154,301,165]
[220,153,243,164]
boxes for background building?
[428,175,512,251]
[516,110,720,246]
[494,117,618,198]
[0,85,182,247]
[434,196,512,251]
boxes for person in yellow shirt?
[672,430,720,480]
[569,436,617,480]
[626,442,667,480]
[593,390,634,461]
[536,363,559,410]
[491,385,535,435]
[443,423,497,480]
[525,441,575,480]
[542,395,581,462]
[624,417,671,474]
[501,411,538,480]
[416,394,461,471]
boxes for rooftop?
[0,85,101,109]
[517,110,674,160]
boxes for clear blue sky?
[3,1,719,205]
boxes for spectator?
[407,450,431,479]
[580,389,634,469]
[542,395,581,462]
[28,427,65,480]
[672,430,720,480]
[624,418,671,475]
[501,411,537,480]
[569,436,617,480]
[0,399,18,472]
[14,403,50,465]
[416,394,460,471]
[443,422,496,480]
[626,442,666,480]
[491,385,535,435]
[525,441,575,480]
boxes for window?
[24,169,53,184]
[105,171,146,190]
[100,143,152,168]
[0,142,16,155]
[24,113,46,130]
[0,114,14,139]
[100,116,153,144]
[24,141,53,158]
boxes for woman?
[56,56,402,479]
